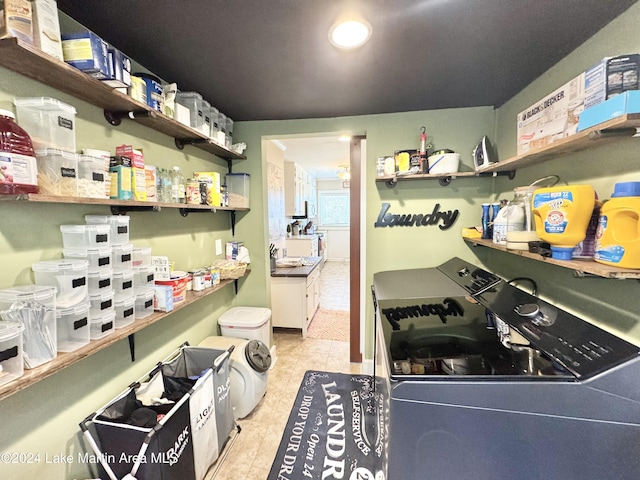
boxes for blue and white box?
[61,31,109,79]
[578,90,640,132]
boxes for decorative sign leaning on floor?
[268,370,386,480]
[374,202,459,230]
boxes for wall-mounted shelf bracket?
[128,334,135,362]
[175,137,209,150]
[110,204,160,215]
[104,109,157,127]
[589,127,640,140]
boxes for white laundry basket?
[218,307,271,347]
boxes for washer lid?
[245,340,272,373]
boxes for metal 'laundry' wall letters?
[374,202,459,230]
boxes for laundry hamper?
[80,343,238,480]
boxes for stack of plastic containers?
[13,97,82,197]
[0,285,57,374]
[174,91,233,148]
[85,215,136,329]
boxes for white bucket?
[428,153,460,174]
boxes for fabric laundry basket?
[80,343,237,480]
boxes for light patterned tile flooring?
[207,261,354,479]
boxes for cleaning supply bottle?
[0,109,38,195]
[594,182,640,268]
[532,184,595,259]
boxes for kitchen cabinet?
[0,38,250,401]
[271,258,322,337]
[286,235,318,257]
[284,161,315,217]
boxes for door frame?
[349,135,364,363]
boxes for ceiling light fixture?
[329,19,372,49]
[337,165,351,180]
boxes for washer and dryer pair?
[199,336,271,419]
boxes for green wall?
[1,3,639,478]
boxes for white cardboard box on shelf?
[152,255,171,281]
[517,72,585,155]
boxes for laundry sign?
[374,202,459,230]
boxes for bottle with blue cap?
[594,181,640,269]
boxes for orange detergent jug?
[532,184,595,259]
[594,182,640,269]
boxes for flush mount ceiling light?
[329,19,372,49]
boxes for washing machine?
[199,335,271,419]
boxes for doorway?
[266,133,363,363]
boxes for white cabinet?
[286,235,318,257]
[271,266,321,338]
[284,162,316,217]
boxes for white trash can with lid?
[218,306,271,347]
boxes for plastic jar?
[532,184,595,258]
[0,109,38,195]
[594,182,640,268]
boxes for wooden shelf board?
[464,237,640,279]
[0,37,245,161]
[479,114,640,173]
[0,273,249,402]
[375,171,479,182]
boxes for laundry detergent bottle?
[532,184,595,259]
[594,182,640,268]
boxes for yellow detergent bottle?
[532,184,595,259]
[594,182,640,269]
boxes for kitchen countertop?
[287,234,318,240]
[271,256,322,277]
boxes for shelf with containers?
[464,238,640,279]
[375,114,640,187]
[0,273,250,403]
[0,37,245,162]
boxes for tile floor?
[207,260,356,479]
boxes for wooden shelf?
[0,37,245,161]
[0,272,250,403]
[464,237,640,279]
[479,114,640,173]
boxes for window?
[318,190,350,226]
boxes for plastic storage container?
[218,306,271,347]
[55,301,90,352]
[88,269,113,293]
[88,289,114,315]
[132,246,152,267]
[225,173,250,208]
[0,322,25,385]
[90,309,115,340]
[14,97,77,152]
[175,91,203,131]
[0,285,57,369]
[34,148,78,196]
[132,265,154,287]
[77,154,108,198]
[113,296,135,329]
[505,186,539,250]
[112,243,133,271]
[60,224,111,249]
[85,215,130,246]
[134,286,155,319]
[112,270,134,299]
[0,108,38,195]
[32,259,89,308]
[63,246,112,273]
[595,182,640,268]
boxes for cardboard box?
[31,0,62,60]
[152,255,171,281]
[585,54,640,109]
[0,0,33,43]
[194,171,221,206]
[128,75,147,104]
[109,165,132,200]
[102,47,132,88]
[131,166,147,201]
[61,31,109,79]
[517,72,585,154]
[115,145,144,169]
[578,90,640,132]
[144,165,157,202]
[226,241,243,260]
[153,285,173,312]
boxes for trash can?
[80,342,237,480]
[218,307,271,347]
